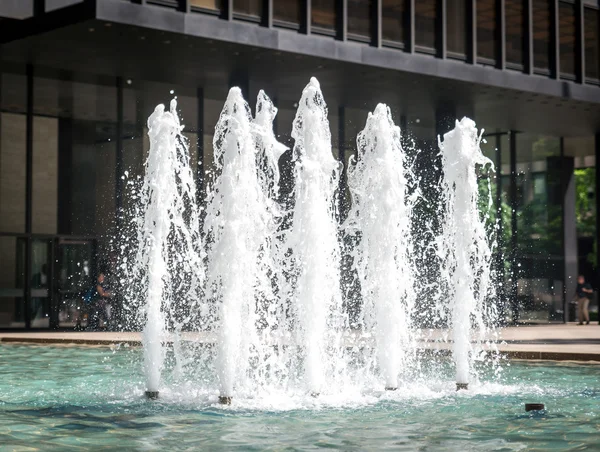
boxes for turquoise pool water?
[0,344,598,451]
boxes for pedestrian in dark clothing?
[575,275,593,325]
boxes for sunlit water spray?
[130,100,203,395]
[285,77,347,395]
[437,118,496,388]
[345,104,417,390]
[130,80,502,405]
[203,88,285,401]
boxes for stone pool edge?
[1,335,599,364]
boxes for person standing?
[575,275,593,325]
[88,272,113,330]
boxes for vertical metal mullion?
[499,0,506,69]
[373,0,382,47]
[552,0,560,78]
[509,130,518,324]
[526,0,534,74]
[197,87,204,202]
[439,0,447,59]
[495,134,505,323]
[223,0,233,21]
[304,0,312,35]
[264,0,273,27]
[560,137,567,323]
[115,77,124,231]
[577,0,585,83]
[337,0,347,41]
[49,240,58,329]
[469,0,477,63]
[409,0,415,52]
[24,64,34,329]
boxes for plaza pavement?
[0,323,598,362]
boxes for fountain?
[345,103,417,391]
[130,78,496,401]
[129,99,204,399]
[437,118,495,390]
[203,87,285,403]
[284,77,346,396]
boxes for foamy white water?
[204,88,285,398]
[346,104,417,389]
[285,78,346,394]
[133,100,203,393]
[131,79,501,401]
[438,118,495,385]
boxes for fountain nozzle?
[145,391,159,400]
[219,396,232,405]
[385,387,398,391]
[456,383,468,391]
[525,403,545,412]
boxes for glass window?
[415,0,437,50]
[533,0,552,72]
[233,0,262,18]
[585,7,599,80]
[382,0,409,45]
[190,0,221,11]
[514,134,563,323]
[447,0,467,56]
[505,0,525,67]
[477,0,498,62]
[348,0,371,38]
[274,0,301,25]
[0,236,25,328]
[313,0,336,32]
[559,1,577,78]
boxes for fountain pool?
[1,344,599,451]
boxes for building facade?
[1,0,599,328]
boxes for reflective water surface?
[0,344,598,451]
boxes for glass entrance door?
[56,238,96,329]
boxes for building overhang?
[1,0,600,136]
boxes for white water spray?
[286,77,345,394]
[204,88,284,399]
[134,100,203,394]
[345,104,417,390]
[438,118,494,386]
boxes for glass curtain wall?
[415,0,437,51]
[348,0,372,39]
[565,136,597,320]
[447,0,467,58]
[233,0,263,19]
[190,0,221,12]
[274,0,302,26]
[505,0,526,68]
[584,6,599,82]
[533,0,552,74]
[559,1,577,79]
[0,67,204,329]
[477,0,499,63]
[382,0,409,46]
[514,134,564,323]
[312,0,336,33]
